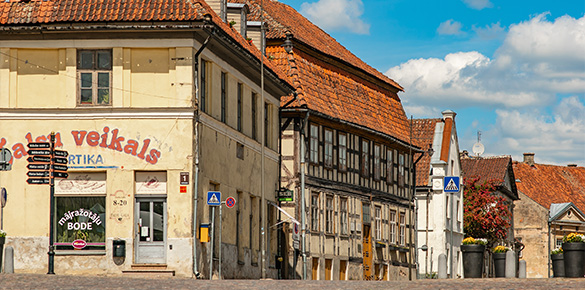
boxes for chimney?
[523,153,535,166]
[460,150,469,158]
[568,164,577,167]
[227,3,249,37]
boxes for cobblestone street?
[2,274,585,290]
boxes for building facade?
[513,154,585,278]
[0,0,292,278]
[229,0,421,280]
[412,110,463,278]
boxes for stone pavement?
[1,274,585,290]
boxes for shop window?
[78,50,111,106]
[55,172,107,251]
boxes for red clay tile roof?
[269,45,411,143]
[0,0,208,24]
[411,118,441,186]
[461,155,519,200]
[513,162,585,211]
[231,0,403,91]
[0,0,294,91]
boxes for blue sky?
[280,0,585,166]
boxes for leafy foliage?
[563,233,585,243]
[463,177,512,243]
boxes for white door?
[135,198,167,264]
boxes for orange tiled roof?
[232,0,403,92]
[513,162,585,211]
[0,0,293,91]
[268,45,411,143]
[411,118,441,186]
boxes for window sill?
[324,233,335,238]
[55,250,106,256]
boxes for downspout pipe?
[193,28,213,278]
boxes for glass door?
[135,198,167,264]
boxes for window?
[399,153,405,195]
[78,50,111,106]
[324,128,333,168]
[200,60,209,113]
[390,210,397,244]
[311,192,320,231]
[237,83,243,132]
[362,203,370,225]
[236,142,244,160]
[340,198,348,235]
[375,206,382,240]
[338,133,347,172]
[386,149,394,184]
[374,144,381,180]
[237,191,244,263]
[264,102,271,147]
[221,72,227,123]
[556,238,563,249]
[325,195,334,234]
[252,93,257,140]
[55,172,107,251]
[361,139,369,177]
[399,212,406,246]
[310,124,319,164]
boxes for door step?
[122,264,175,277]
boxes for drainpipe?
[192,28,213,278]
[547,215,551,278]
[300,110,309,280]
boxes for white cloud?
[437,19,465,35]
[386,14,585,110]
[487,96,585,166]
[463,0,493,10]
[472,22,505,40]
[300,0,370,34]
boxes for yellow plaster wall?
[16,49,63,108]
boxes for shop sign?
[72,239,87,249]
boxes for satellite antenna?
[472,131,484,156]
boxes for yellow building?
[0,0,292,278]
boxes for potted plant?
[461,237,487,278]
[492,245,510,278]
[562,233,585,278]
[551,248,565,278]
[0,229,5,273]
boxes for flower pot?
[551,253,565,278]
[563,242,585,278]
[493,252,507,278]
[461,244,485,278]
[0,236,4,273]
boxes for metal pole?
[219,202,222,280]
[450,190,454,278]
[209,206,215,279]
[47,132,55,275]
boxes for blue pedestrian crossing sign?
[207,191,221,206]
[444,176,460,192]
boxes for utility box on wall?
[113,239,126,257]
[200,224,210,243]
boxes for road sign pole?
[219,201,222,280]
[209,206,215,280]
[47,132,55,275]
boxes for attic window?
[568,211,572,217]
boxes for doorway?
[135,197,167,264]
